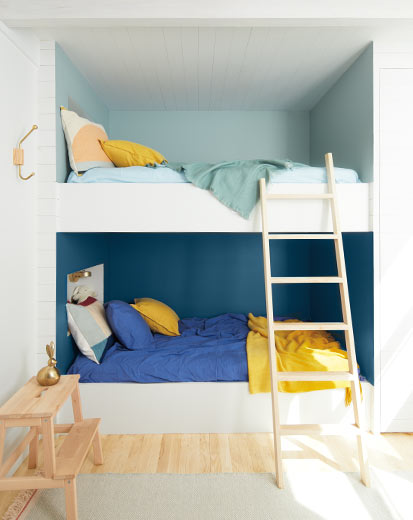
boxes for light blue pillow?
[66,300,114,364]
[105,300,153,350]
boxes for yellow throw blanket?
[246,314,354,405]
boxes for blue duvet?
[68,313,250,383]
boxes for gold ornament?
[37,341,61,386]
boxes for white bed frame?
[57,179,373,433]
[58,381,373,434]
[56,182,372,232]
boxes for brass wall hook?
[13,124,38,180]
[68,270,92,283]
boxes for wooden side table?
[0,374,103,520]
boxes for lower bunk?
[62,307,373,433]
[57,232,374,434]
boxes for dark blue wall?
[105,233,312,319]
[56,232,373,383]
[309,233,374,383]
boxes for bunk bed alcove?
[42,36,375,433]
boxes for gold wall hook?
[13,124,38,181]
[68,270,92,283]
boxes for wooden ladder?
[259,152,370,489]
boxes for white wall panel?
[57,182,371,233]
[58,381,372,434]
[379,66,413,432]
[36,41,57,384]
[0,22,38,461]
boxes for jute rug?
[3,470,413,520]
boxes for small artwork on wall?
[67,263,104,303]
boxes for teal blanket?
[169,159,294,219]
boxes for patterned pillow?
[66,300,113,363]
[60,107,114,175]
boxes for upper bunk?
[51,33,374,233]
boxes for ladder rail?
[259,178,283,489]
[325,153,370,486]
[259,153,370,488]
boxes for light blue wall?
[55,42,374,180]
[310,44,374,182]
[55,44,109,182]
[109,111,310,164]
[55,46,310,178]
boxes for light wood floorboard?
[0,433,412,517]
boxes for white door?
[379,68,413,432]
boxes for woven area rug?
[4,470,413,520]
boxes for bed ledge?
[56,182,372,233]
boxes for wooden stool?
[0,375,103,520]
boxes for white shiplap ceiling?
[36,26,378,111]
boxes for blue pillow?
[105,300,153,350]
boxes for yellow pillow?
[99,139,166,167]
[131,298,180,336]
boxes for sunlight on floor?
[370,468,413,520]
[289,471,374,520]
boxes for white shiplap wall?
[0,21,38,465]
[36,40,57,371]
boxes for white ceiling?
[33,26,380,111]
[5,2,413,111]
[3,4,413,112]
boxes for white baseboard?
[58,381,373,434]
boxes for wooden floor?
[1,432,412,516]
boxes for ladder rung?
[268,234,338,240]
[271,277,343,284]
[273,322,349,331]
[266,193,333,200]
[280,424,362,436]
[276,371,354,382]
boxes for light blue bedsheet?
[67,165,188,184]
[270,165,360,183]
[67,164,360,184]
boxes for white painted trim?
[36,42,57,367]
[58,381,373,434]
[375,52,413,69]
[375,52,413,432]
[56,182,371,233]
[0,22,39,67]
[7,19,413,29]
[372,44,381,435]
